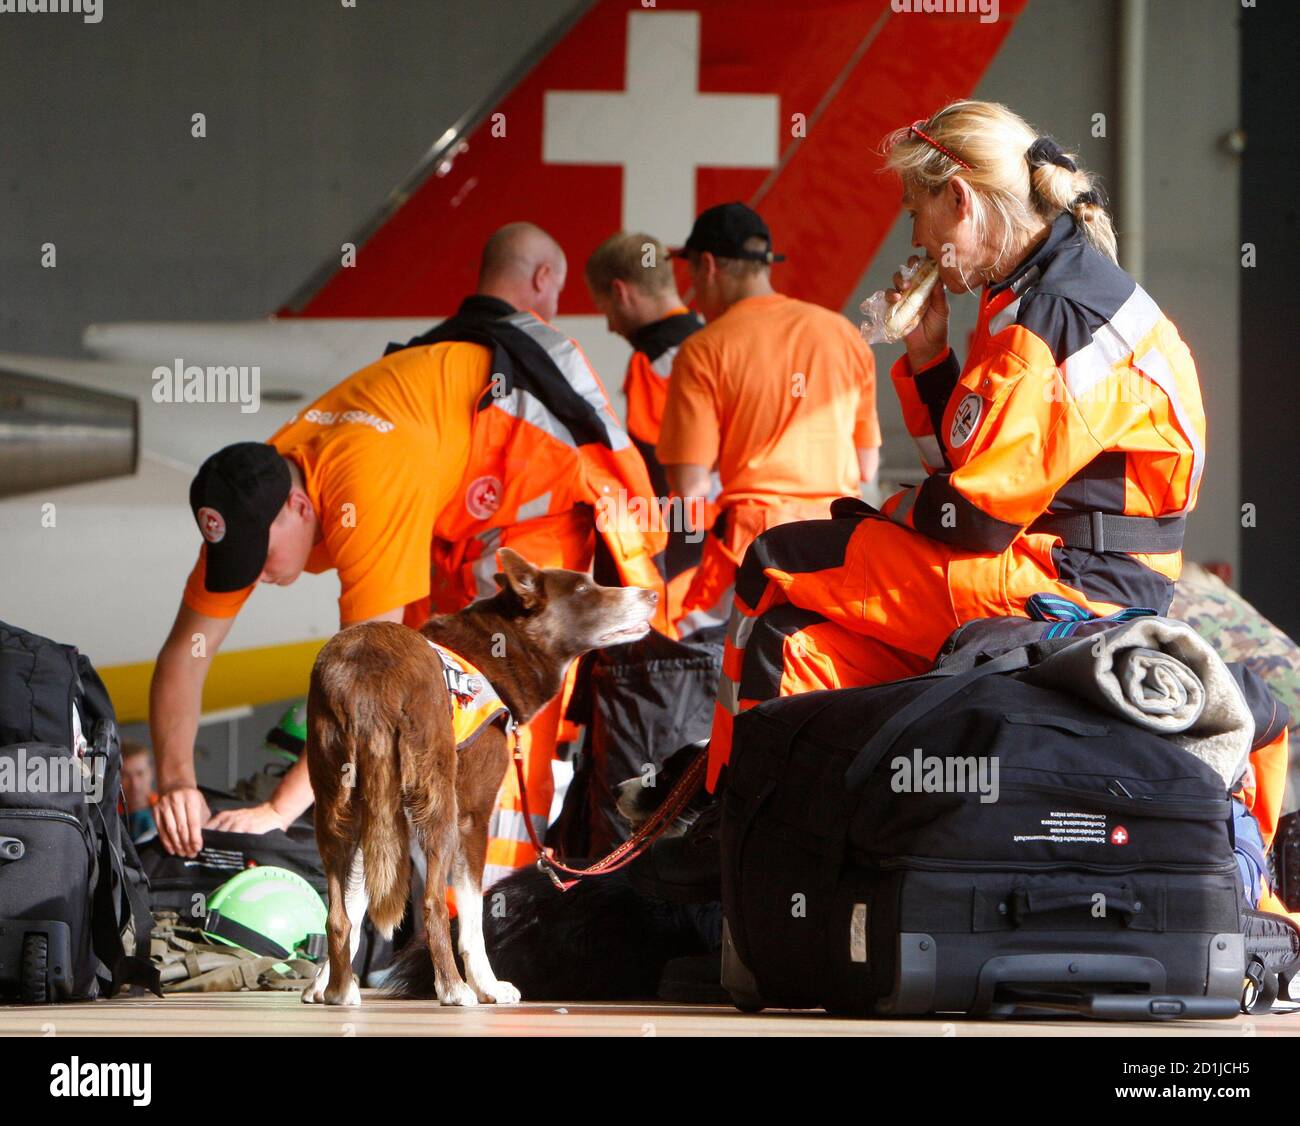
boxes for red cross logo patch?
[949,392,983,447]
[196,506,226,544]
[1110,825,1129,846]
[465,476,503,521]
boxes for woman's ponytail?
[1026,137,1118,264]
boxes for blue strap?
[1025,593,1158,636]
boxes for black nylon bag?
[136,817,327,918]
[0,620,157,1002]
[555,627,723,857]
[0,743,99,1001]
[135,807,410,982]
[721,640,1246,1018]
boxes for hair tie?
[909,121,972,170]
[1026,136,1077,172]
[1073,188,1104,208]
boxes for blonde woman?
[701,99,1208,797]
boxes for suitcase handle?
[1009,885,1142,923]
[991,990,1240,1021]
[973,952,1167,1013]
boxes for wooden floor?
[3,991,1300,1036]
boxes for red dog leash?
[509,732,706,892]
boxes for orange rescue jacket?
[388,297,669,630]
[883,212,1205,614]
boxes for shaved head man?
[477,221,568,323]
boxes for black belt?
[1028,511,1186,554]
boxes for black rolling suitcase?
[0,620,156,1002]
[720,640,1250,1020]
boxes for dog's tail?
[357,717,410,938]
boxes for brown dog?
[301,548,658,1006]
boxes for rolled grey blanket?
[1023,617,1253,790]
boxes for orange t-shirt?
[656,293,880,510]
[182,342,490,623]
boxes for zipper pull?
[1108,779,1134,799]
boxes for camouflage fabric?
[1171,563,1300,812]
[149,911,317,993]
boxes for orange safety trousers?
[675,499,838,638]
[708,505,1165,792]
[1238,724,1297,921]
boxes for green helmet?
[203,866,327,966]
[263,699,307,765]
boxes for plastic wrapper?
[859,258,939,344]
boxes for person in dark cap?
[148,222,666,877]
[149,346,487,856]
[656,202,882,637]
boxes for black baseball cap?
[670,202,785,263]
[189,443,292,593]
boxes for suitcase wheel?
[721,920,765,1013]
[20,933,49,1005]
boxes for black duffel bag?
[720,622,1259,1020]
[136,812,326,919]
[554,627,723,858]
[0,619,157,1002]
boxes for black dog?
[382,865,721,1002]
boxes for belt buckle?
[1090,510,1106,553]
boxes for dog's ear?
[495,548,542,608]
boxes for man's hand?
[155,784,211,857]
[207,802,288,835]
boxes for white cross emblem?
[543,11,779,243]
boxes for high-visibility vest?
[624,308,701,463]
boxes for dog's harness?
[426,641,704,893]
[426,640,511,751]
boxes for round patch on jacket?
[196,506,226,544]
[949,393,983,448]
[465,475,503,520]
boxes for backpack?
[0,619,158,1002]
[136,799,411,988]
